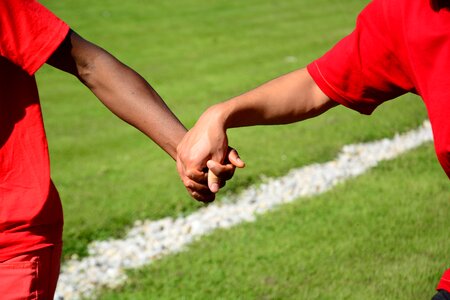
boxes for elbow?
[299,82,337,120]
[75,50,118,90]
[76,59,96,88]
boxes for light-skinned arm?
[176,67,338,193]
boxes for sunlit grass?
[37,0,429,259]
[100,144,449,300]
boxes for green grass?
[36,0,429,258]
[99,144,449,300]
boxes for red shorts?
[0,243,62,299]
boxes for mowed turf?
[99,144,449,300]
[37,0,429,258]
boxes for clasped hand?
[176,106,245,202]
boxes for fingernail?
[207,160,214,168]
[210,183,219,193]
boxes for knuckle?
[182,177,193,187]
[186,170,196,180]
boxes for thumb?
[227,148,245,168]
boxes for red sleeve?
[307,0,415,115]
[0,0,70,75]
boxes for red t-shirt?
[307,0,450,179]
[0,0,69,261]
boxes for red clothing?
[307,0,450,292]
[307,0,450,178]
[0,0,69,261]
[0,243,62,298]
[438,269,450,292]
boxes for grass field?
[37,0,432,259]
[35,0,449,298]
[98,144,449,300]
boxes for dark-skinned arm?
[46,30,236,202]
[46,30,186,159]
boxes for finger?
[207,160,235,181]
[207,168,221,193]
[184,179,212,195]
[218,180,226,189]
[189,189,216,203]
[227,148,245,168]
[185,168,208,184]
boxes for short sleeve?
[307,0,414,115]
[0,0,70,75]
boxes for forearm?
[175,67,334,199]
[80,50,186,159]
[207,68,336,130]
[61,31,186,159]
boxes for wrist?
[203,102,232,131]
